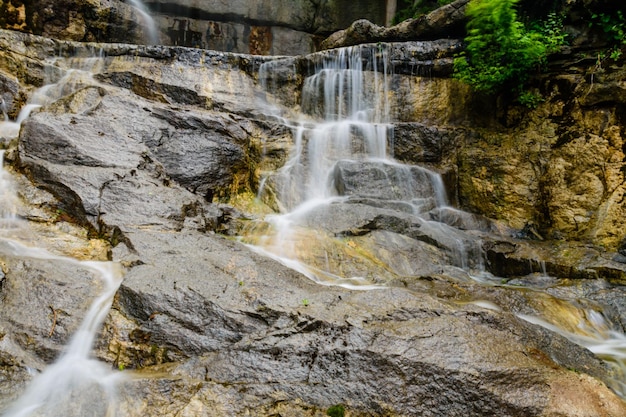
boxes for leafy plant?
[532,12,567,53]
[517,90,544,108]
[453,0,566,104]
[327,404,346,417]
[453,0,549,94]
[591,10,626,45]
[590,10,626,61]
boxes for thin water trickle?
[128,0,160,45]
[0,53,126,417]
[0,143,125,417]
[519,312,626,397]
[0,97,7,121]
[0,242,125,417]
[0,53,105,143]
[0,151,18,227]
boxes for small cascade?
[0,151,17,226]
[0,244,125,417]
[246,43,468,287]
[0,97,7,121]
[519,311,626,396]
[0,148,125,417]
[128,0,160,45]
[0,51,105,142]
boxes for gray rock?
[320,0,470,50]
[101,227,622,416]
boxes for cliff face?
[1,1,626,415]
[387,55,626,250]
[0,0,395,54]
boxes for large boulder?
[99,227,626,416]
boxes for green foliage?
[517,90,544,108]
[326,404,346,417]
[532,12,567,53]
[393,0,455,24]
[591,10,626,45]
[590,10,626,61]
[453,0,566,98]
[454,0,549,94]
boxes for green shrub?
[590,10,626,60]
[453,0,567,107]
[517,90,544,108]
[453,0,549,94]
[327,404,346,417]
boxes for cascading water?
[0,50,105,143]
[0,52,126,417]
[248,44,483,286]
[0,97,7,121]
[249,42,626,396]
[127,0,160,45]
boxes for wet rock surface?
[1,27,626,416]
[0,0,391,55]
[103,228,625,416]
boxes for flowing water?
[0,37,626,412]
[127,0,160,45]
[248,43,626,396]
[0,54,126,417]
[248,44,485,286]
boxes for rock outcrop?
[320,0,470,50]
[0,0,394,54]
[0,7,626,415]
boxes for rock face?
[1,20,626,417]
[320,0,470,50]
[0,0,395,54]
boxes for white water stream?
[0,150,125,417]
[0,54,126,417]
[253,43,626,397]
[127,0,159,45]
[251,44,482,286]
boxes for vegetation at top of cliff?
[453,0,565,102]
[393,0,456,24]
[590,10,626,60]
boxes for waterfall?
[0,151,125,417]
[250,49,626,399]
[0,49,128,417]
[247,44,460,287]
[0,151,17,226]
[519,312,626,397]
[0,97,7,121]
[0,51,104,143]
[128,0,160,45]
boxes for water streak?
[0,53,105,143]
[0,97,7,121]
[0,241,125,417]
[128,0,160,45]
[0,52,125,417]
[519,312,626,396]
